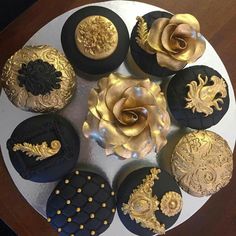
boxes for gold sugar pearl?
[102,203,106,208]
[57,210,61,215]
[88,197,93,202]
[65,179,70,184]
[66,200,71,205]
[67,217,72,222]
[75,170,80,175]
[101,184,105,188]
[58,228,62,232]
[87,176,92,180]
[47,218,51,223]
[104,220,108,225]
[55,190,60,195]
[71,234,75,236]
[90,213,95,219]
[111,191,115,196]
[77,188,82,193]
[169,200,177,209]
[91,230,96,235]
[80,224,84,229]
[112,208,115,213]
[76,207,81,212]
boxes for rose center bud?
[122,111,138,125]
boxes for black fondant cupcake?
[46,170,116,236]
[129,12,206,77]
[167,65,229,129]
[61,6,129,76]
[1,45,76,113]
[7,114,80,182]
[117,167,182,236]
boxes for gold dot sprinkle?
[65,179,70,184]
[111,191,115,196]
[47,218,51,223]
[102,203,106,208]
[67,217,72,222]
[58,228,62,232]
[71,234,75,236]
[55,190,60,195]
[90,213,95,219]
[57,210,61,215]
[104,220,108,225]
[80,224,84,229]
[66,200,71,205]
[91,230,96,235]
[112,208,115,213]
[76,207,81,212]
[75,170,80,175]
[87,176,92,180]
[101,184,105,188]
[77,188,82,193]
[88,197,93,202]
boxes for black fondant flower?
[18,59,62,96]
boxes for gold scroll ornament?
[122,168,166,235]
[75,15,118,60]
[185,74,227,116]
[13,140,61,161]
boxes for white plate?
[0,1,235,235]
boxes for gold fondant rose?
[83,73,170,159]
[136,14,206,71]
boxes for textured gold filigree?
[185,74,227,116]
[75,16,118,60]
[122,168,166,235]
[13,140,61,161]
[1,45,76,113]
[172,130,233,197]
[82,73,170,159]
[135,14,206,71]
[160,191,182,217]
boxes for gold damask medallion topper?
[185,74,227,116]
[122,168,166,235]
[13,140,61,161]
[75,16,118,60]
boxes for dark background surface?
[0,1,235,236]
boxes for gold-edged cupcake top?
[135,14,206,71]
[185,74,227,116]
[75,15,118,60]
[82,73,170,159]
[172,130,233,197]
[1,45,76,113]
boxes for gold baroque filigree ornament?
[185,74,227,116]
[1,45,76,113]
[171,130,233,197]
[135,13,206,71]
[75,15,118,60]
[82,73,171,159]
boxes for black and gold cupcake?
[128,11,206,77]
[46,170,116,236]
[61,6,129,76]
[167,65,229,129]
[1,45,76,112]
[117,167,182,236]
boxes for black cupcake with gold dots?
[46,170,116,236]
[1,45,76,113]
[61,6,129,76]
[117,167,182,236]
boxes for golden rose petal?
[156,52,187,71]
[98,119,129,146]
[170,14,200,32]
[88,88,100,120]
[98,76,109,90]
[113,145,133,159]
[113,97,128,125]
[147,18,170,53]
[82,112,100,139]
[188,36,206,63]
[139,79,161,98]
[172,23,194,38]
[161,24,179,53]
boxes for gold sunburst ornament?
[185,74,227,116]
[13,140,61,161]
[122,168,166,235]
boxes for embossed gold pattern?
[172,130,233,197]
[185,74,227,116]
[136,14,206,71]
[122,168,166,235]
[82,73,170,159]
[160,191,182,217]
[13,140,61,161]
[75,16,118,60]
[1,45,76,112]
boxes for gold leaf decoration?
[122,168,166,235]
[185,74,227,116]
[13,140,61,161]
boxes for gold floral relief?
[13,140,61,161]
[122,168,166,235]
[135,14,206,71]
[185,74,227,116]
[171,130,233,197]
[82,73,170,159]
[75,15,118,60]
[1,45,76,113]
